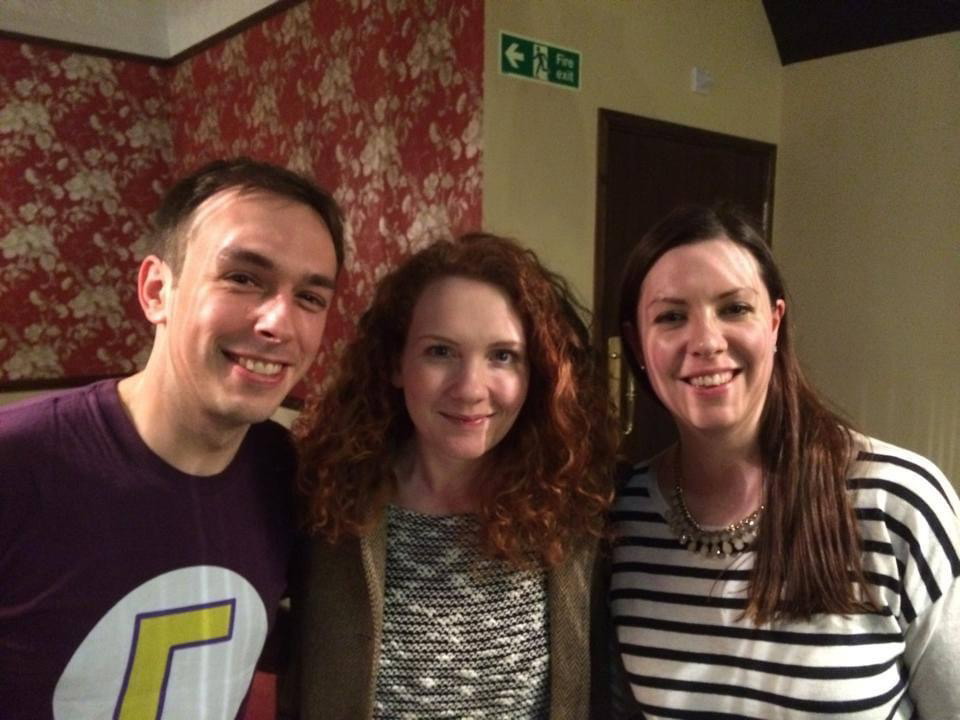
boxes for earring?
[639,363,646,371]
[774,346,778,354]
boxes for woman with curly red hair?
[282,232,617,719]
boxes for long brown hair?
[297,232,617,568]
[618,204,873,622]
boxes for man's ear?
[138,255,172,325]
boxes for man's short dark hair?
[150,157,345,276]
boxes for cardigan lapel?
[548,540,597,720]
[356,513,388,720]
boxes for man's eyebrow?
[304,272,337,290]
[219,248,336,290]
[221,247,274,270]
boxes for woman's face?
[393,276,530,472]
[632,236,784,445]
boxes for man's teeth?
[238,357,283,376]
[689,372,733,387]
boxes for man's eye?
[226,272,257,286]
[298,293,328,311]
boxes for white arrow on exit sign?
[505,42,524,69]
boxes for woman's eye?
[425,345,452,358]
[722,302,752,316]
[654,310,684,324]
[492,349,519,364]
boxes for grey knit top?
[373,505,550,719]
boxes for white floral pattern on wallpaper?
[0,41,173,382]
[168,0,483,392]
[0,0,482,393]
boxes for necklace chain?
[665,452,764,559]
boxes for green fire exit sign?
[499,31,581,90]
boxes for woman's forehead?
[643,237,763,295]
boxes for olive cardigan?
[278,512,600,720]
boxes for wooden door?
[594,110,776,462]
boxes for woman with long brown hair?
[608,204,960,718]
[283,232,616,719]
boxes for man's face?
[151,189,338,430]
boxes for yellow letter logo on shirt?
[114,599,234,719]
[54,566,267,719]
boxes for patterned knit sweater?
[374,505,550,719]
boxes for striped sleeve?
[850,437,960,717]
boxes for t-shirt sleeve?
[905,576,960,717]
[863,443,960,715]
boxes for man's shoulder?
[0,381,112,446]
[0,382,120,506]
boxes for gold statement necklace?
[664,452,763,558]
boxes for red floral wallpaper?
[0,0,483,391]
[0,40,172,382]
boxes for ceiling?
[762,0,960,64]
[0,0,287,60]
[1,1,958,64]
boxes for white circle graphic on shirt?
[53,565,267,720]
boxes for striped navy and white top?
[610,435,960,719]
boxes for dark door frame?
[593,109,778,329]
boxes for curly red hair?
[296,232,617,567]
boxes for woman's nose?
[449,358,486,401]
[689,314,726,357]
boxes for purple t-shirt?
[0,380,295,719]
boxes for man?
[0,158,344,718]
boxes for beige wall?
[775,33,960,480]
[484,6,957,481]
[483,0,782,306]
